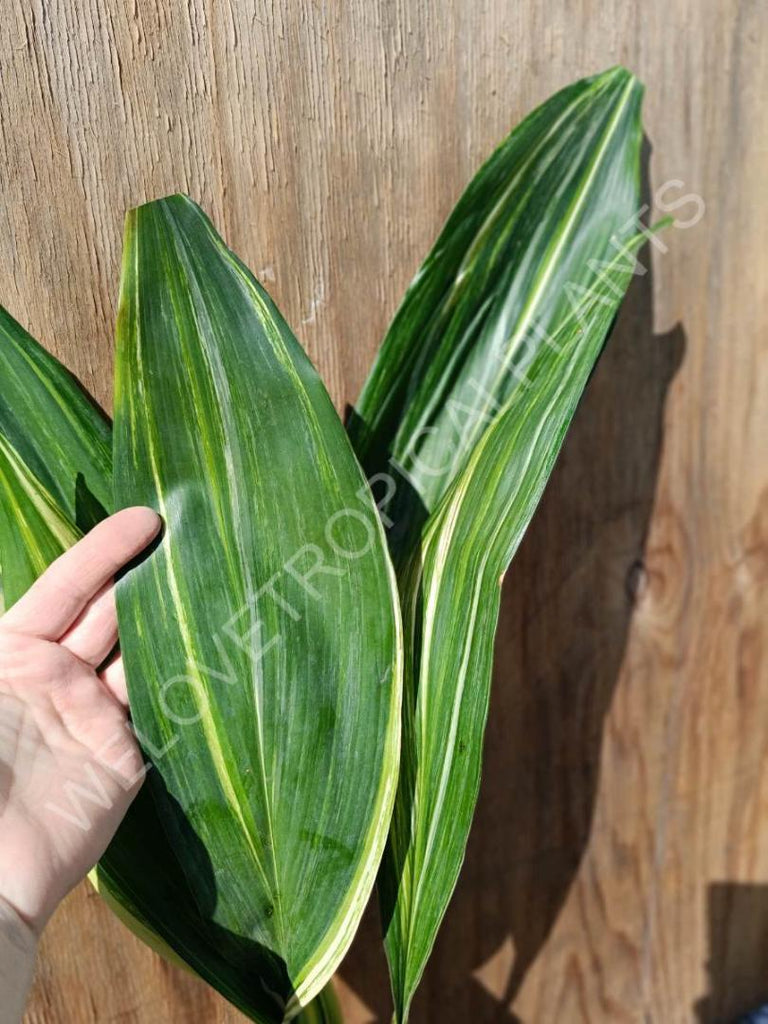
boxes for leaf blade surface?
[0,300,355,1023]
[350,68,646,1018]
[114,194,403,1014]
[0,307,111,532]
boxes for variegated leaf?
[113,194,403,1017]
[0,306,111,532]
[0,305,346,1023]
[350,66,645,560]
[349,67,647,1019]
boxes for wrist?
[0,892,38,950]
[0,864,56,940]
[0,893,38,1020]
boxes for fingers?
[60,583,118,668]
[100,653,129,707]
[2,507,161,641]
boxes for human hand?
[0,508,161,936]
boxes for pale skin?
[0,507,161,1020]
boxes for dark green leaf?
[0,307,111,534]
[0,304,349,1023]
[114,195,403,1016]
[349,67,646,1019]
[350,66,645,560]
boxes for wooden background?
[0,0,765,1020]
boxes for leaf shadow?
[99,757,295,1022]
[74,470,109,533]
[338,160,686,1021]
[694,883,768,1023]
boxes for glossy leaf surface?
[350,66,644,559]
[0,432,81,610]
[349,67,646,1018]
[0,306,349,1023]
[0,307,111,610]
[114,195,402,1016]
[0,307,111,533]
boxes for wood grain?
[0,0,765,1021]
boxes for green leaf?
[350,66,644,559]
[0,306,259,1011]
[0,306,349,1023]
[93,798,346,1023]
[0,307,111,610]
[113,194,403,1016]
[0,307,111,533]
[0,63,647,1024]
[349,67,646,1019]
[0,309,191,974]
[0,314,219,996]
[0,433,81,610]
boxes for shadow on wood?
[337,183,686,1022]
[99,772,295,1023]
[694,883,768,1024]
